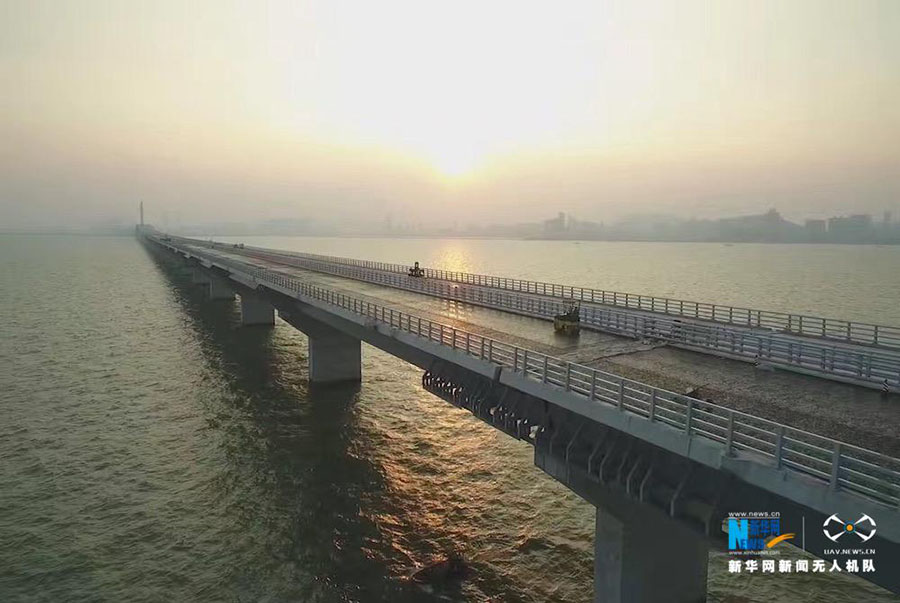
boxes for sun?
[430,147,479,179]
[418,135,487,179]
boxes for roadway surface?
[189,243,900,457]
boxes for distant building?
[715,208,799,242]
[543,212,568,235]
[805,219,826,233]
[828,214,873,242]
[804,219,827,241]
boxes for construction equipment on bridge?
[553,302,581,335]
[408,261,425,278]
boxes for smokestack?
[140,201,144,226]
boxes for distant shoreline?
[3,231,899,245]
[0,231,134,237]
[184,233,900,246]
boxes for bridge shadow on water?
[146,251,470,602]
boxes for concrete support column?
[206,276,234,300]
[192,268,234,300]
[173,258,193,276]
[594,506,708,603]
[239,292,275,326]
[308,325,361,384]
[191,267,209,285]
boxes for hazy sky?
[2,0,899,230]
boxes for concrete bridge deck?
[214,243,900,350]
[187,242,900,458]
[181,240,900,394]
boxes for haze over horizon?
[2,0,899,231]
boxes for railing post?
[439,324,444,344]
[565,363,571,390]
[685,399,693,435]
[725,411,734,456]
[513,348,518,372]
[451,329,456,349]
[589,369,596,399]
[775,426,785,469]
[830,443,842,490]
[522,350,528,376]
[488,340,493,363]
[543,356,549,383]
[618,379,625,409]
[649,389,657,421]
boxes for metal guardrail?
[186,241,900,390]
[213,242,900,351]
[150,234,900,509]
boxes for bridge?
[140,228,900,602]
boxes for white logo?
[823,514,877,543]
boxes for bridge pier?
[191,267,209,285]
[206,276,234,300]
[276,309,362,383]
[239,292,275,326]
[191,268,234,300]
[594,505,708,603]
[308,327,362,383]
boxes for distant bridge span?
[184,237,900,393]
